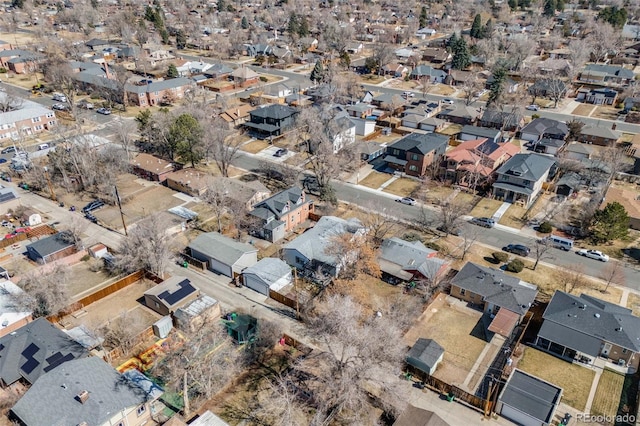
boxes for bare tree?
[599,261,625,293]
[204,117,239,177]
[253,372,310,426]
[44,60,80,119]
[325,232,380,280]
[371,42,395,75]
[419,75,432,99]
[202,177,230,233]
[114,119,138,161]
[360,205,397,247]
[531,238,554,270]
[459,74,482,106]
[0,93,24,112]
[438,199,470,234]
[13,265,71,318]
[586,22,621,64]
[101,310,144,357]
[458,227,479,261]
[114,213,175,279]
[556,264,589,294]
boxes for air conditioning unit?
[618,359,626,366]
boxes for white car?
[396,197,417,206]
[577,249,610,262]
[52,93,67,102]
[441,98,455,105]
[526,105,539,111]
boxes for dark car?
[437,224,462,236]
[0,158,7,164]
[1,146,16,154]
[84,213,98,223]
[82,200,105,213]
[274,148,288,157]
[503,244,530,257]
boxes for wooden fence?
[308,212,322,222]
[269,289,299,310]
[0,232,27,249]
[179,252,207,270]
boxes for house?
[244,104,299,139]
[242,258,292,296]
[401,115,445,132]
[479,109,524,132]
[393,406,450,426]
[297,37,318,51]
[230,66,260,87]
[578,64,634,85]
[26,232,76,264]
[174,295,221,332]
[260,83,294,103]
[441,138,520,188]
[602,186,640,230]
[410,65,447,83]
[535,291,640,370]
[165,168,210,197]
[168,411,231,426]
[346,103,375,119]
[578,125,621,146]
[131,153,178,182]
[188,232,258,278]
[383,133,449,177]
[0,280,32,337]
[406,338,445,376]
[458,125,501,143]
[126,77,194,107]
[492,153,557,207]
[0,318,88,387]
[0,186,18,207]
[219,104,255,127]
[555,172,582,197]
[394,49,416,62]
[535,58,572,76]
[415,28,437,39]
[520,118,569,143]
[534,138,567,155]
[562,142,595,161]
[450,262,538,336]
[10,357,156,426]
[345,42,364,54]
[0,95,56,140]
[377,237,447,283]
[203,63,234,79]
[0,49,44,73]
[282,216,365,277]
[496,369,562,426]
[20,209,41,227]
[382,63,409,78]
[527,79,568,100]
[443,69,474,86]
[421,47,449,63]
[249,187,314,242]
[581,88,619,105]
[436,105,479,125]
[85,38,110,50]
[144,276,200,316]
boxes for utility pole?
[114,185,127,236]
[293,268,300,320]
[43,167,56,202]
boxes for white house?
[0,280,32,337]
[352,117,376,136]
[415,27,437,39]
[242,258,292,296]
[332,117,356,153]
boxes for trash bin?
[446,392,455,402]
[182,262,188,268]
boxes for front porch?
[492,182,534,207]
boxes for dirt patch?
[196,162,244,178]
[627,293,640,316]
[430,84,456,95]
[360,74,385,85]
[468,198,503,218]
[67,260,116,300]
[592,106,620,121]
[437,123,463,136]
[571,104,595,117]
[359,171,392,189]
[383,178,421,197]
[240,140,270,154]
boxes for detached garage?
[497,369,562,426]
[188,232,258,278]
[242,258,292,296]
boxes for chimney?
[75,390,90,404]
[612,123,617,130]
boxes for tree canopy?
[169,113,204,167]
[470,14,483,39]
[450,35,471,70]
[598,6,628,29]
[310,59,325,83]
[591,201,629,243]
[166,63,179,79]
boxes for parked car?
[503,244,530,257]
[96,107,111,115]
[441,98,455,105]
[274,148,288,157]
[52,93,67,102]
[0,158,6,164]
[402,91,415,98]
[52,103,69,111]
[1,146,16,154]
[77,100,94,109]
[470,217,496,228]
[84,213,98,223]
[526,105,539,111]
[577,249,609,262]
[395,197,417,206]
[82,200,105,213]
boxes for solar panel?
[44,353,75,372]
[0,192,16,203]
[162,279,196,306]
[45,352,63,365]
[21,343,40,358]
[21,358,39,375]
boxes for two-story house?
[244,104,299,139]
[383,133,449,177]
[441,138,520,189]
[249,187,314,242]
[578,64,635,86]
[519,118,569,144]
[0,96,56,141]
[126,77,194,107]
[492,153,557,207]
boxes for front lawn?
[468,198,503,219]
[358,171,392,189]
[591,369,626,419]
[383,178,420,197]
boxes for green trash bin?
[182,261,188,268]
[446,392,455,402]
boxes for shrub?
[492,252,509,263]
[531,113,540,119]
[506,259,524,273]
[402,232,422,242]
[424,241,441,251]
[81,254,91,262]
[538,221,553,233]
[259,76,268,82]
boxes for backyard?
[590,369,626,419]
[516,347,595,411]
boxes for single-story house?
[520,118,569,143]
[26,232,76,264]
[357,141,387,162]
[578,125,621,146]
[436,106,479,125]
[578,64,634,85]
[165,168,210,196]
[378,237,447,283]
[174,295,221,332]
[479,109,524,132]
[580,88,619,105]
[496,369,562,426]
[219,104,255,128]
[393,406,450,426]
[458,125,501,143]
[0,280,32,337]
[188,232,258,278]
[602,186,640,230]
[406,338,445,376]
[422,47,449,63]
[410,65,447,83]
[242,257,292,296]
[144,276,200,316]
[131,153,178,182]
[415,28,437,39]
[562,142,595,161]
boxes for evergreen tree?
[508,0,518,10]
[482,19,493,38]
[470,14,482,39]
[556,0,565,11]
[241,16,249,29]
[339,51,351,68]
[217,0,226,12]
[287,13,299,35]
[451,37,471,70]
[298,17,310,37]
[175,30,187,49]
[169,114,204,168]
[166,63,179,79]
[591,202,629,243]
[543,0,557,17]
[419,6,428,28]
[598,6,628,28]
[310,60,325,83]
[487,66,507,106]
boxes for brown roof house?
[165,168,210,197]
[219,104,255,128]
[231,66,260,87]
[602,186,640,230]
[131,153,178,182]
[144,276,200,316]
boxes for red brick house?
[131,153,179,182]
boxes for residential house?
[85,38,111,50]
[0,95,56,141]
[244,104,299,139]
[131,153,178,182]
[401,115,445,132]
[578,64,634,85]
[536,291,640,370]
[346,103,375,119]
[144,276,200,316]
[0,281,32,337]
[441,138,520,188]
[242,258,292,296]
[624,97,640,111]
[126,77,194,107]
[230,66,260,87]
[260,83,294,103]
[371,92,400,109]
[602,186,640,230]
[0,40,13,51]
[26,232,77,264]
[406,338,445,376]
[519,118,569,143]
[479,109,524,132]
[382,63,409,78]
[282,216,365,277]
[492,153,557,206]
[204,63,234,80]
[578,88,619,105]
[415,28,437,39]
[535,138,567,155]
[436,105,479,125]
[394,49,416,63]
[10,357,157,426]
[20,209,41,227]
[555,172,582,197]
[548,48,571,59]
[527,79,568,100]
[0,49,44,74]
[458,125,501,143]
[421,47,450,63]
[174,295,221,332]
[450,262,538,337]
[562,141,595,161]
[211,176,271,210]
[165,168,210,197]
[393,406,450,426]
[345,42,364,54]
[536,58,572,77]
[0,186,18,208]
[377,237,447,283]
[297,37,318,51]
[403,100,441,118]
[249,186,314,242]
[219,104,255,127]
[147,48,175,66]
[357,141,387,162]
[188,232,258,278]
[410,65,447,83]
[578,125,621,146]
[167,411,231,426]
[496,369,562,426]
[0,318,88,387]
[443,69,474,86]
[383,133,449,177]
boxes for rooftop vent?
[616,327,623,332]
[75,390,90,404]
[579,304,586,310]
[594,313,601,318]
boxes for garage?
[497,369,562,426]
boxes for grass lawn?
[627,293,640,316]
[361,74,385,84]
[498,203,527,229]
[437,123,463,136]
[451,191,478,208]
[571,104,595,116]
[517,347,594,411]
[591,369,626,419]
[431,84,455,95]
[421,184,455,205]
[359,171,392,189]
[383,178,420,197]
[592,106,619,121]
[240,139,270,154]
[468,198,503,219]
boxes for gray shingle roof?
[495,153,556,182]
[0,94,54,127]
[520,118,569,138]
[438,105,479,120]
[499,369,562,424]
[144,276,199,309]
[583,63,634,79]
[189,232,257,266]
[251,186,305,220]
[406,338,444,374]
[26,232,75,259]
[580,125,621,140]
[460,125,501,139]
[388,132,449,155]
[379,237,445,280]
[242,258,291,286]
[250,104,298,120]
[450,262,538,315]
[11,357,152,426]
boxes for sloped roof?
[394,406,449,426]
[250,104,298,120]
[460,125,501,139]
[583,63,634,79]
[495,153,556,182]
[410,65,446,79]
[499,369,562,424]
[378,237,445,280]
[251,186,305,220]
[131,153,174,175]
[438,105,479,120]
[520,118,569,137]
[242,258,291,286]
[189,232,257,265]
[388,132,449,155]
[231,66,259,79]
[0,94,53,127]
[144,276,199,310]
[580,125,621,141]
[406,338,444,374]
[26,232,75,259]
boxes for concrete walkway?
[378,175,399,190]
[621,288,631,307]
[584,358,605,413]
[492,202,511,221]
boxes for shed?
[88,243,108,258]
[174,295,221,332]
[555,172,581,197]
[20,209,41,226]
[242,258,292,296]
[25,232,76,264]
[188,232,258,278]
[393,405,450,426]
[224,313,257,344]
[406,338,444,376]
[144,276,200,316]
[497,369,562,426]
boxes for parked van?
[37,143,49,150]
[542,235,574,251]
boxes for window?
[392,149,400,156]
[34,125,43,131]
[411,154,419,161]
[31,117,41,123]
[137,405,146,416]
[48,121,56,126]
[409,165,418,171]
[623,348,628,354]
[46,113,54,118]
[460,288,466,296]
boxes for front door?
[602,342,612,357]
